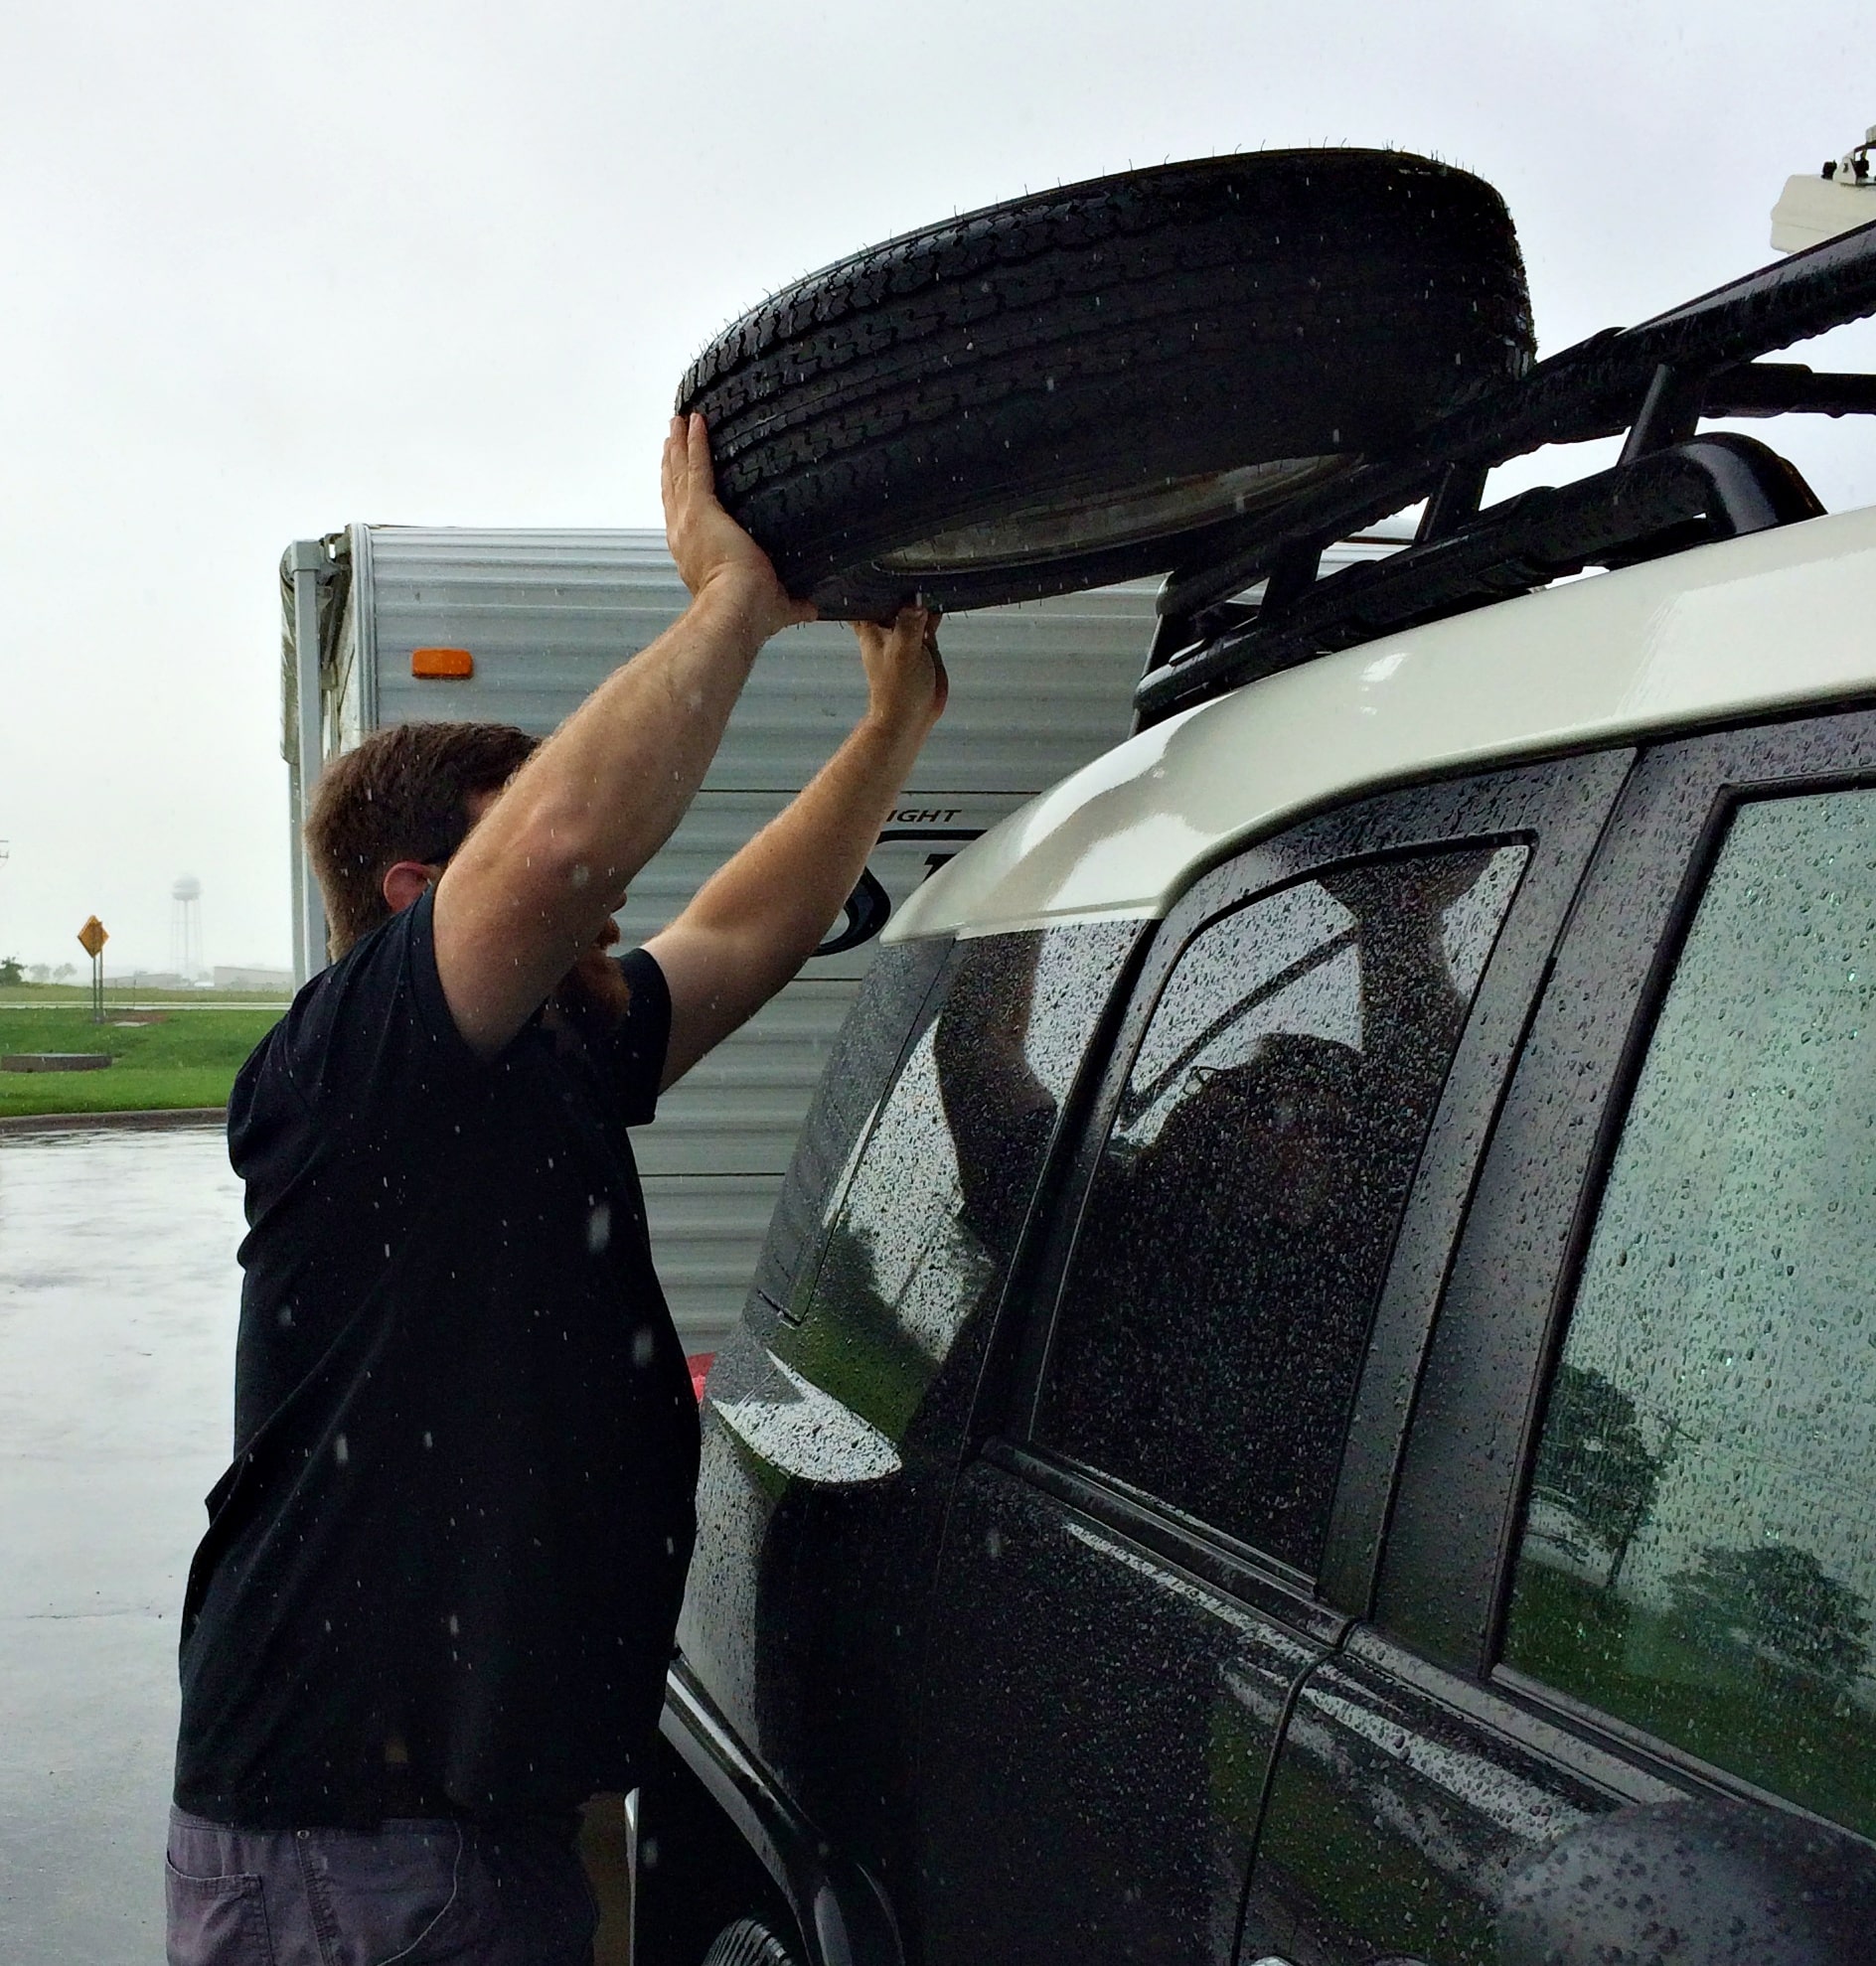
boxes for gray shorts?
[164,1805,598,1966]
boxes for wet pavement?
[0,1123,241,1962]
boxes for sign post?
[77,916,108,1023]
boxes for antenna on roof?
[1772,124,1876,252]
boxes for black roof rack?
[1137,217,1876,727]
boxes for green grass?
[1506,1560,1876,1838]
[0,983,288,1007]
[0,1004,284,1116]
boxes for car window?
[775,923,1138,1438]
[749,937,953,1317]
[1503,790,1876,1839]
[1035,845,1527,1571]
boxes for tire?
[678,150,1533,617]
[700,1915,803,1966]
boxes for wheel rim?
[871,454,1351,574]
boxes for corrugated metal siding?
[613,791,1031,983]
[637,1175,784,1352]
[634,983,851,1351]
[359,527,1159,794]
[634,984,854,1177]
[317,526,1159,1345]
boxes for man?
[164,416,947,1965]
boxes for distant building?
[212,966,293,993]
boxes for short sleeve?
[236,890,482,1131]
[228,899,672,1172]
[607,949,671,1128]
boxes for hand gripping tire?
[700,1915,803,1966]
[677,150,1532,617]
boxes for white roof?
[886,504,1876,944]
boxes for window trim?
[969,753,1635,1610]
[1487,1658,1873,1839]
[982,1436,1350,1648]
[1378,703,1876,1692]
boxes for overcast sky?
[3,1,1873,973]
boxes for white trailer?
[279,524,1398,1349]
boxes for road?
[0,1123,239,1962]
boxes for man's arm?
[430,414,814,1057]
[647,608,947,1090]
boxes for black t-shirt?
[175,890,700,1830]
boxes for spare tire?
[677,150,1532,617]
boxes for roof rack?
[1137,218,1876,727]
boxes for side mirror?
[1498,1797,1876,1966]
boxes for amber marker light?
[410,647,475,679]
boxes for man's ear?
[381,860,438,916]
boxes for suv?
[636,173,1876,1965]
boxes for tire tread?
[677,150,1533,613]
[700,1914,801,1966]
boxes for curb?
[0,1107,227,1136]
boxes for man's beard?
[546,949,632,1050]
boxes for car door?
[912,752,1631,1966]
[1243,706,1876,1965]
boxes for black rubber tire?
[700,1915,802,1966]
[678,150,1532,617]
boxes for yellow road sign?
[77,916,108,959]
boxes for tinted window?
[1505,792,1876,1838]
[777,923,1138,1439]
[749,937,951,1317]
[1037,846,1526,1569]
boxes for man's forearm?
[682,604,946,984]
[681,706,928,993]
[445,578,769,951]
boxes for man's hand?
[856,606,948,743]
[662,413,816,642]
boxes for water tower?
[171,874,204,982]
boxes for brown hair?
[306,721,539,958]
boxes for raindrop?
[334,1434,349,1466]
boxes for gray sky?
[3,0,1873,974]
